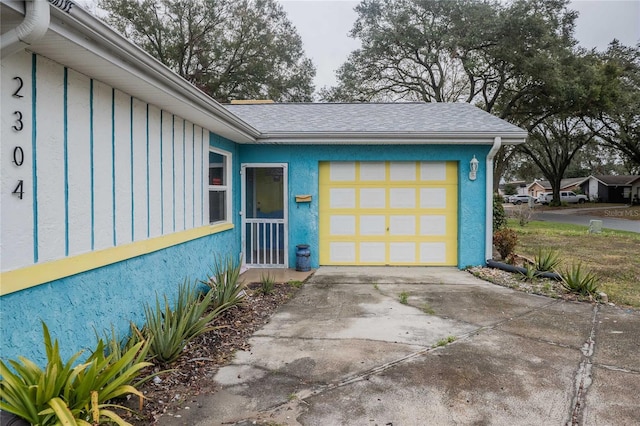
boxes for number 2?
[13,77,24,98]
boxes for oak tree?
[100,0,316,103]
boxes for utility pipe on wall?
[1,0,50,59]
[485,136,502,261]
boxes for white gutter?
[485,136,502,262]
[1,0,50,59]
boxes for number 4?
[12,180,24,199]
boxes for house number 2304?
[10,76,26,199]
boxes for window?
[209,148,231,224]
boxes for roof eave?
[247,131,528,145]
[3,1,260,142]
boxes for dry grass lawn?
[511,220,640,308]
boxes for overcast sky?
[278,0,640,90]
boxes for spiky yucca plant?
[139,280,227,364]
[0,323,151,426]
[560,262,600,296]
[202,255,247,309]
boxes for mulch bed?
[121,282,301,425]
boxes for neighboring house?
[0,1,527,364]
[579,175,640,203]
[498,180,528,197]
[527,177,589,199]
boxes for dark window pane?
[209,152,225,186]
[209,191,226,223]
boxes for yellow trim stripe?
[0,223,233,296]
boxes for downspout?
[1,0,50,59]
[485,136,501,262]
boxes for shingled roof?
[224,102,528,145]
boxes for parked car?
[508,194,533,205]
[538,191,588,205]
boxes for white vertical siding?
[161,111,173,235]
[194,126,204,227]
[173,118,185,232]
[148,105,162,238]
[184,122,194,229]
[66,68,92,257]
[202,129,209,226]
[0,51,33,270]
[113,89,133,245]
[92,80,114,251]
[0,53,211,273]
[132,98,147,241]
[35,56,66,263]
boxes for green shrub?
[0,323,150,426]
[559,262,600,296]
[493,194,507,231]
[140,280,227,364]
[259,272,276,295]
[399,291,409,304]
[493,228,518,260]
[534,248,561,272]
[202,256,247,309]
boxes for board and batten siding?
[1,51,211,292]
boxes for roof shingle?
[224,102,527,142]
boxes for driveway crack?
[567,303,599,426]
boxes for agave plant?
[202,255,247,310]
[534,248,562,272]
[0,322,151,426]
[559,262,600,296]
[519,263,539,282]
[259,272,276,295]
[140,280,228,364]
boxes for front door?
[241,164,288,267]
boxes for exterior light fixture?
[469,155,479,181]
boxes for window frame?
[208,147,233,225]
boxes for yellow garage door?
[319,161,458,266]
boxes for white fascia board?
[22,2,260,143]
[247,132,528,145]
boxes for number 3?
[12,111,23,131]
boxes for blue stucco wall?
[0,129,243,366]
[238,144,491,269]
[0,229,238,366]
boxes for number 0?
[13,146,24,166]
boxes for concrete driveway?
[159,267,640,426]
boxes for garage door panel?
[420,161,447,181]
[420,188,447,208]
[420,242,447,263]
[360,215,386,235]
[390,242,416,263]
[330,242,356,263]
[389,215,415,235]
[320,161,457,266]
[390,188,416,208]
[330,188,356,208]
[330,215,356,235]
[390,162,417,181]
[360,242,386,262]
[330,162,356,181]
[360,162,385,181]
[360,188,386,208]
[420,215,447,236]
